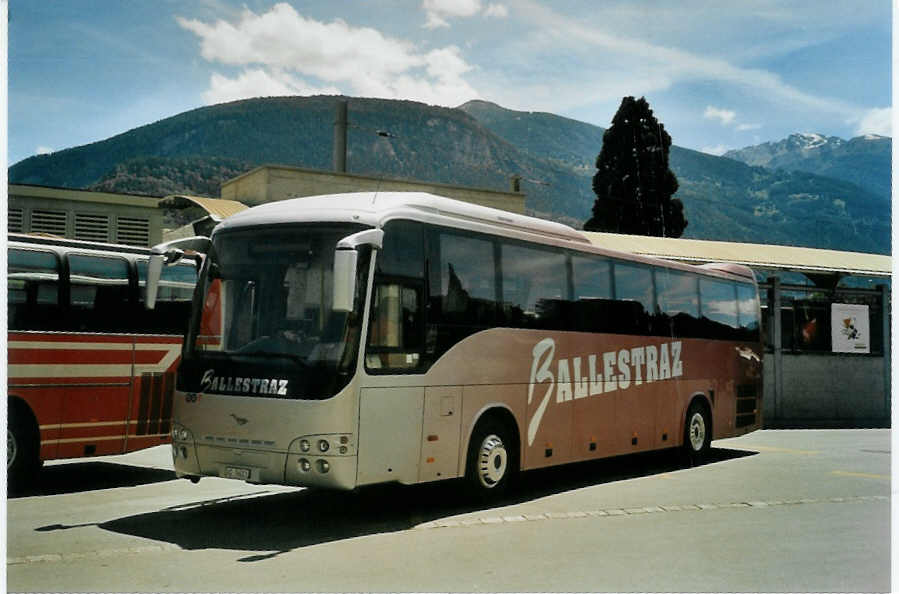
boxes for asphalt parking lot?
[6,429,891,592]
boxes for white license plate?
[224,466,251,480]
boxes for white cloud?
[423,0,482,29]
[854,107,892,137]
[421,0,507,28]
[701,144,731,156]
[35,146,54,155]
[178,4,480,107]
[736,123,763,132]
[704,106,736,126]
[203,69,340,105]
[484,4,509,18]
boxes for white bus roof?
[215,192,756,282]
[216,192,590,245]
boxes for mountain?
[9,96,891,254]
[723,133,891,201]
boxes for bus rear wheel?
[682,401,711,466]
[465,418,517,499]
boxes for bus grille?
[735,384,758,428]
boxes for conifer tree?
[584,96,687,237]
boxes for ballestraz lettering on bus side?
[200,369,289,396]
[527,338,683,446]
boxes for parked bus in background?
[7,233,197,488]
[149,192,762,498]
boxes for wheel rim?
[8,428,18,470]
[477,434,508,488]
[688,412,706,451]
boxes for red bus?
[7,233,197,487]
[150,192,763,498]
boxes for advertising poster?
[831,303,870,354]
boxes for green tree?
[584,96,687,236]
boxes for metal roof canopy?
[159,194,249,221]
[583,232,892,279]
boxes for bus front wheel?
[682,401,711,466]
[465,418,517,499]
[8,402,40,492]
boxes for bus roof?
[216,192,591,245]
[215,192,756,283]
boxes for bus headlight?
[316,459,330,473]
[299,459,311,472]
[318,439,330,453]
[300,439,311,452]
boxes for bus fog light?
[299,459,311,472]
[179,429,190,441]
[316,460,330,473]
[318,439,329,453]
[339,446,348,454]
[340,436,349,445]
[300,439,310,452]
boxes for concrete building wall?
[763,354,888,428]
[221,165,526,214]
[9,184,163,246]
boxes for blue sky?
[7,0,892,166]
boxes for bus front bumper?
[172,440,358,490]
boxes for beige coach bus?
[147,192,762,497]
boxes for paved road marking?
[412,494,888,530]
[831,471,890,480]
[732,445,821,456]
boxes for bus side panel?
[357,386,424,486]
[127,336,183,452]
[8,332,136,461]
[419,386,463,483]
[460,384,528,473]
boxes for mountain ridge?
[9,95,890,254]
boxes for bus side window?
[657,269,700,338]
[137,259,198,334]
[366,220,425,372]
[613,263,655,336]
[68,254,131,332]
[8,248,61,331]
[571,254,613,333]
[700,278,740,340]
[736,283,762,342]
[500,242,567,330]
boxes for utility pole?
[333,100,348,173]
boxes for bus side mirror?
[145,235,212,311]
[332,228,384,313]
[145,254,165,310]
[332,249,358,313]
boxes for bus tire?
[8,401,40,492]
[682,400,711,466]
[465,416,518,500]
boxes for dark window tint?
[700,278,739,339]
[430,231,497,325]
[378,220,425,279]
[68,254,131,332]
[501,243,567,329]
[736,283,761,341]
[612,262,654,335]
[137,259,197,334]
[8,248,61,330]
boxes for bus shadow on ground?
[96,446,756,561]
[9,462,176,498]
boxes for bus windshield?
[182,223,370,400]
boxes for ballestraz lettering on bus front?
[200,369,289,396]
[527,338,683,446]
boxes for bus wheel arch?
[8,396,41,489]
[463,406,520,498]
[682,395,713,465]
